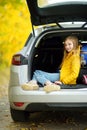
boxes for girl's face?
[64,39,74,53]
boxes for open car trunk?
[31,29,87,89]
[26,0,87,26]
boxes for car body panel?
[9,87,87,103]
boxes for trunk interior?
[31,31,87,88]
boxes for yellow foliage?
[0,0,32,68]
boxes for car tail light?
[12,54,21,65]
[14,102,24,107]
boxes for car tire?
[10,107,29,122]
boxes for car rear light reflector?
[14,102,24,107]
[12,54,21,65]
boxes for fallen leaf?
[20,128,29,130]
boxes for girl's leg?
[32,70,60,86]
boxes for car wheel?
[10,107,29,122]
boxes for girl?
[22,35,81,92]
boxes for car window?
[38,0,87,8]
[59,22,86,28]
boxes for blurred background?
[0,0,32,98]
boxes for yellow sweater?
[60,50,81,84]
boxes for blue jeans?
[32,70,60,86]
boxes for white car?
[9,0,87,122]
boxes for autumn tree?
[0,0,32,69]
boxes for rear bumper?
[26,103,87,112]
[8,86,87,111]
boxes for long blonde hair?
[60,35,81,68]
[64,35,80,54]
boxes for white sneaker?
[44,84,61,93]
[21,80,39,90]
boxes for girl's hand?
[55,81,62,85]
